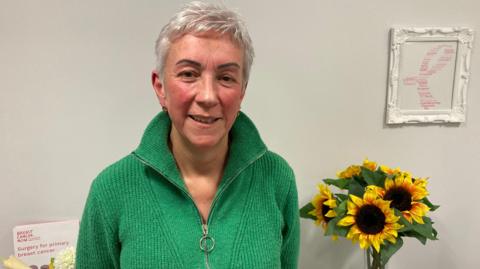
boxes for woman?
[76,2,299,268]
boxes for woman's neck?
[169,131,228,183]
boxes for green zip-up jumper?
[76,112,300,268]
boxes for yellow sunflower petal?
[380,165,391,174]
[402,171,413,178]
[384,178,394,191]
[384,227,398,238]
[411,187,428,200]
[385,213,400,224]
[381,165,401,176]
[414,178,428,187]
[363,158,377,171]
[337,165,361,178]
[364,190,378,203]
[319,185,334,198]
[402,212,413,223]
[347,226,361,241]
[410,202,430,215]
[325,210,337,218]
[394,174,405,186]
[349,225,362,236]
[366,185,385,198]
[338,216,355,226]
[323,199,337,208]
[347,201,358,215]
[371,235,381,253]
[359,235,370,249]
[403,175,413,185]
[311,194,324,207]
[385,234,397,244]
[411,213,425,224]
[350,195,364,207]
[346,229,355,240]
[408,205,429,224]
[318,184,327,191]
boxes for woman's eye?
[178,71,198,81]
[219,75,236,83]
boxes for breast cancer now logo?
[402,44,455,109]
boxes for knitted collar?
[133,111,267,192]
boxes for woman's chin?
[187,135,227,151]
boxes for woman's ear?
[151,70,167,108]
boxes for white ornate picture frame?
[386,27,474,124]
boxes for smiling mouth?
[189,115,221,124]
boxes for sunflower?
[309,184,337,229]
[337,165,361,179]
[362,158,377,171]
[383,172,430,224]
[337,191,402,252]
[379,164,401,176]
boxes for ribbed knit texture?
[76,112,300,269]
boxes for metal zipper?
[200,223,215,269]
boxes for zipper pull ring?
[200,224,215,253]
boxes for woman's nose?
[196,76,219,107]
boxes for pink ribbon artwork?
[402,44,456,109]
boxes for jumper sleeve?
[281,176,300,269]
[76,182,121,269]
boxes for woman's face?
[152,33,245,150]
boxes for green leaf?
[325,216,340,236]
[397,211,414,233]
[411,217,437,240]
[352,174,367,187]
[376,168,387,177]
[335,200,347,216]
[334,224,349,237]
[401,230,427,244]
[323,178,350,189]
[400,217,437,244]
[421,197,440,211]
[325,216,349,237]
[336,193,349,201]
[396,212,437,241]
[361,167,386,186]
[398,223,412,233]
[432,227,438,239]
[348,179,364,197]
[299,202,316,220]
[380,237,403,266]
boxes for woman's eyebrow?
[217,62,240,69]
[175,59,240,70]
[175,59,202,68]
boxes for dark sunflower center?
[321,204,333,222]
[355,205,386,234]
[384,187,412,211]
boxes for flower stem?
[366,248,371,268]
[366,247,385,269]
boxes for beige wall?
[1,0,479,268]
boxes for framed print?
[386,27,474,124]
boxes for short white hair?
[155,1,254,87]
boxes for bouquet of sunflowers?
[300,159,439,269]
